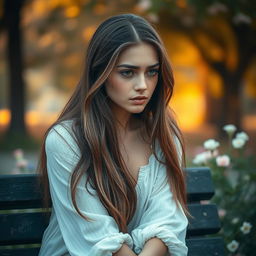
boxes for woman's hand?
[138,237,168,256]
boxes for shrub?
[193,124,256,256]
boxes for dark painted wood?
[0,204,220,245]
[188,203,221,236]
[0,168,225,255]
[0,174,42,209]
[185,167,215,202]
[0,238,225,256]
[0,247,40,256]
[186,237,225,256]
[0,168,213,209]
[0,212,48,245]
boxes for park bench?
[0,167,225,256]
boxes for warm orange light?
[82,25,97,42]
[49,0,74,9]
[0,109,11,125]
[25,111,40,126]
[64,5,80,18]
[162,31,209,131]
[208,71,223,99]
[0,109,59,127]
[171,85,206,131]
[33,0,48,15]
[25,111,59,126]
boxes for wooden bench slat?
[0,174,42,210]
[185,167,215,202]
[0,247,40,256]
[187,203,221,236]
[186,237,225,256]
[0,204,220,245]
[0,237,225,256]
[0,168,214,209]
[0,212,48,245]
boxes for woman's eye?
[147,69,159,77]
[120,70,134,78]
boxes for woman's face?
[105,43,159,117]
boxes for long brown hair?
[38,13,188,233]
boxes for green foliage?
[193,126,256,255]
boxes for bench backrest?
[0,167,224,256]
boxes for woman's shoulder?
[48,119,74,136]
[47,120,74,142]
[45,119,79,155]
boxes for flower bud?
[204,139,220,150]
[216,155,230,167]
[223,124,237,135]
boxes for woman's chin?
[129,106,146,114]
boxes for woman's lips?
[130,96,148,105]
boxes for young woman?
[38,13,188,256]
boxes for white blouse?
[39,120,188,256]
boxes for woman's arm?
[44,124,134,256]
[131,161,188,256]
[114,243,137,256]
[139,238,167,256]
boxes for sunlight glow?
[172,85,206,131]
[0,109,10,125]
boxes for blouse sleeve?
[131,149,188,256]
[45,123,133,256]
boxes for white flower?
[236,131,249,141]
[223,124,237,135]
[193,151,212,165]
[204,139,220,151]
[216,155,230,167]
[227,240,239,252]
[240,222,252,234]
[232,137,246,149]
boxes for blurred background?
[0,0,255,171]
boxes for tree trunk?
[221,74,242,130]
[4,0,26,135]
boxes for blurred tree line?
[0,0,255,147]
[147,0,256,133]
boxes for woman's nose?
[134,74,147,91]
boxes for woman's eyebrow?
[116,63,160,69]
